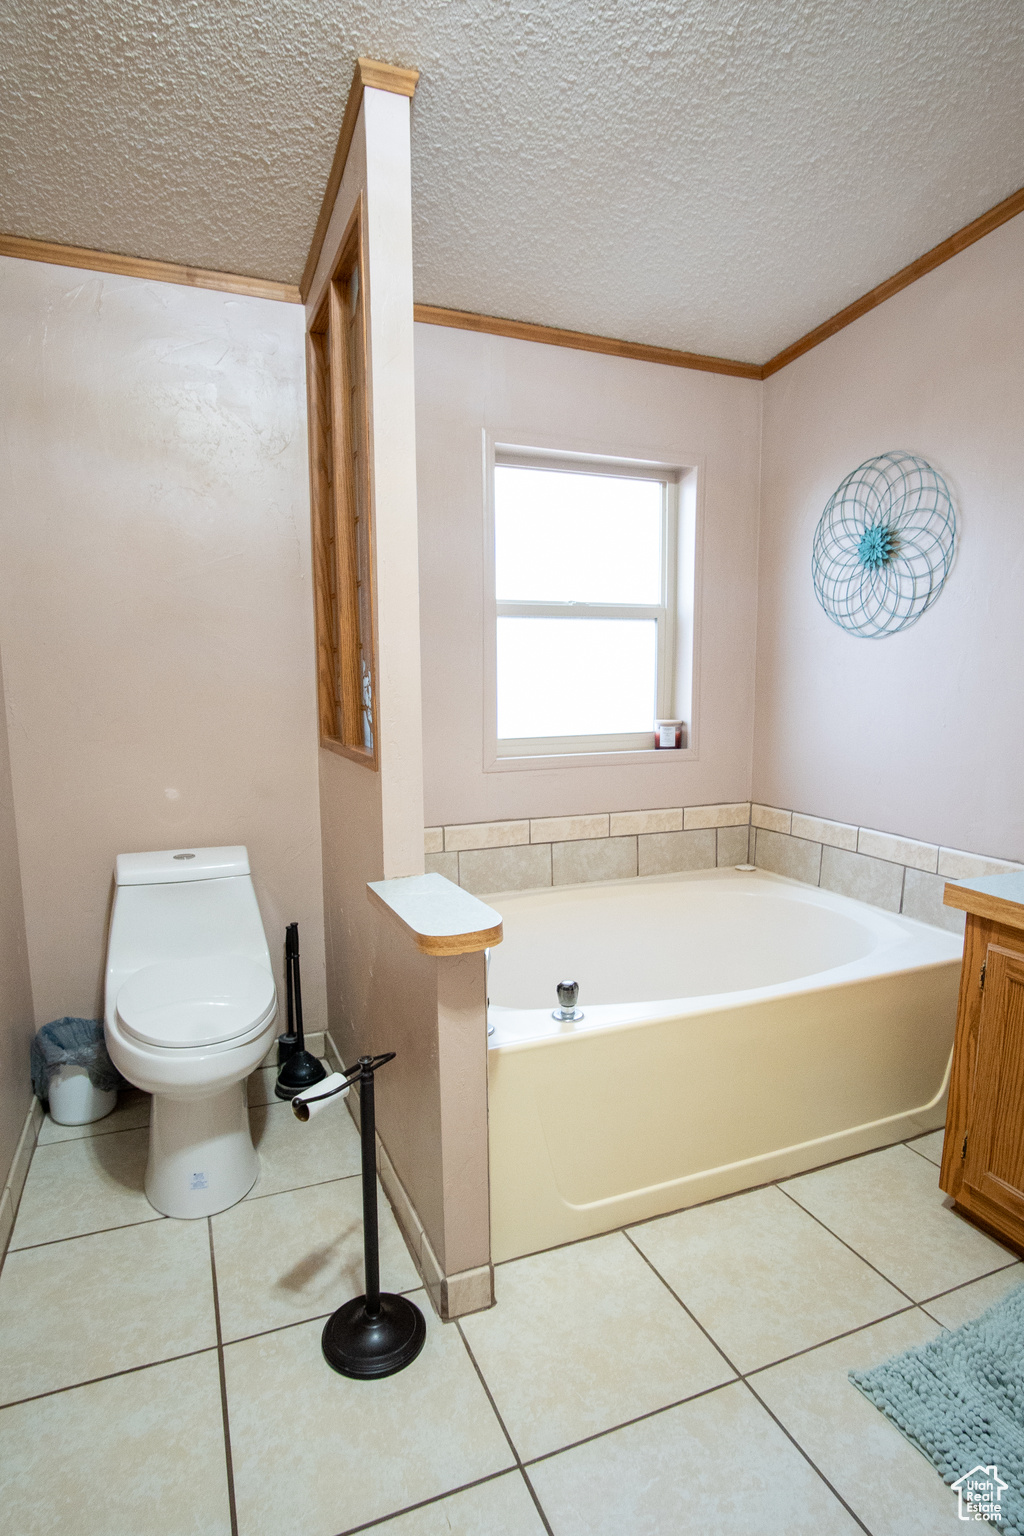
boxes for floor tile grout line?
[36,1119,151,1148]
[506,1355,873,1536]
[778,1169,1021,1300]
[208,1218,240,1536]
[328,1468,518,1536]
[7,1164,366,1256]
[455,1321,555,1536]
[622,1228,742,1377]
[915,1258,1023,1309]
[0,1344,221,1412]
[741,1305,917,1378]
[774,1180,920,1305]
[627,1219,930,1380]
[622,1228,873,1534]
[217,1287,426,1352]
[7,1212,167,1254]
[520,1378,738,1469]
[738,1375,874,1536]
[903,1141,942,1168]
[30,1122,151,1153]
[243,1169,361,1203]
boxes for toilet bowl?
[104,845,278,1219]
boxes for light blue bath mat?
[850,1283,1024,1532]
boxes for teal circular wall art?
[812,451,957,638]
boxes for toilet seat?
[116,955,277,1049]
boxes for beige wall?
[754,213,1024,863]
[414,323,763,827]
[0,256,325,1028]
[0,643,34,1187]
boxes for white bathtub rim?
[488,956,962,1049]
[486,867,961,1048]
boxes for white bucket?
[48,1065,117,1125]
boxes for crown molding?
[0,231,300,303]
[412,304,762,379]
[4,166,1019,381]
[761,183,1024,377]
[416,183,1024,381]
[299,57,420,302]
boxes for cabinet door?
[962,945,1024,1229]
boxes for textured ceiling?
[2,1,1023,362]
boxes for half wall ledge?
[367,872,503,955]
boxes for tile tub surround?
[426,804,752,897]
[2,1113,1020,1536]
[749,805,1023,935]
[425,803,1022,931]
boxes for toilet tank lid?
[115,846,250,886]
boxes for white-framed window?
[488,445,695,760]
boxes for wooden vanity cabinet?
[941,874,1024,1255]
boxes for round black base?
[274,1050,327,1100]
[321,1293,426,1379]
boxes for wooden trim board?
[413,304,762,380]
[300,57,420,302]
[2,140,1018,379]
[0,231,300,303]
[416,182,1024,381]
[761,183,1024,377]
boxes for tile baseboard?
[1,1093,44,1269]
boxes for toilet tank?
[105,846,274,1011]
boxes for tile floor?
[0,1090,1020,1536]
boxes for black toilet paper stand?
[293,1052,426,1379]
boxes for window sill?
[484,745,697,773]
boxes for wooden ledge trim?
[944,873,1024,932]
[413,304,762,380]
[0,232,300,303]
[300,56,420,302]
[367,873,502,957]
[762,184,1024,378]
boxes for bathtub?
[485,866,962,1262]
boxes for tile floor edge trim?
[0,1093,43,1266]
[324,1032,495,1323]
[425,804,1019,922]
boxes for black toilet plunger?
[275,922,327,1100]
[293,1053,426,1379]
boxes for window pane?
[497,617,657,739]
[495,465,662,604]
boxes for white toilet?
[104,845,278,1219]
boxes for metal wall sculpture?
[812,451,957,638]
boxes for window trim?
[305,195,379,769]
[482,434,701,771]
